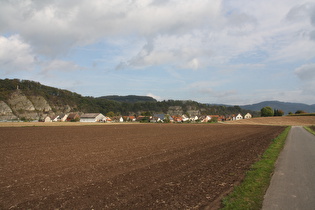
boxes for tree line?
[260,106,309,117]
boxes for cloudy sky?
[1,0,315,105]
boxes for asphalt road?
[262,126,315,210]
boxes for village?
[43,112,253,123]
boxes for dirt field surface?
[224,116,315,126]
[0,122,109,127]
[0,124,285,209]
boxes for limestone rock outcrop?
[8,90,35,111]
[29,96,52,112]
[167,106,183,116]
[0,101,18,120]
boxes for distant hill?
[240,101,315,114]
[99,95,157,103]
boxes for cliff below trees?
[0,89,73,121]
[0,79,78,121]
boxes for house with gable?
[150,114,173,123]
[210,115,220,121]
[244,113,252,119]
[200,115,211,123]
[235,113,243,120]
[105,117,112,122]
[66,113,80,122]
[57,114,68,122]
[44,116,52,122]
[109,116,125,122]
[51,115,59,122]
[80,113,106,122]
[190,116,199,122]
[172,115,183,123]
[152,114,166,122]
[123,116,136,122]
[181,115,189,122]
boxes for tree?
[261,106,274,117]
[274,109,284,116]
[106,111,115,117]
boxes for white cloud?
[42,60,82,73]
[0,0,221,57]
[0,34,36,74]
[146,93,162,101]
[295,63,315,96]
[185,80,240,103]
[1,0,314,68]
[295,63,315,81]
[186,58,200,70]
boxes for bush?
[295,110,307,114]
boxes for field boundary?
[304,126,315,135]
[221,126,291,210]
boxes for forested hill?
[0,79,258,121]
[240,101,315,114]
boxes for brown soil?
[224,116,315,126]
[0,124,285,209]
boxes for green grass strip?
[221,126,291,210]
[304,126,315,135]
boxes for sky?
[0,0,315,105]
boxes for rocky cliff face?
[0,101,18,121]
[186,106,201,116]
[167,105,201,116]
[0,90,74,121]
[29,96,52,112]
[8,90,36,111]
[6,90,39,120]
[167,106,183,115]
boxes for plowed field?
[0,124,285,209]
[224,116,315,126]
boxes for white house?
[80,113,106,122]
[181,115,189,122]
[244,113,252,119]
[51,115,59,122]
[235,113,243,120]
[190,116,199,121]
[200,115,212,123]
[44,116,52,122]
[123,116,136,122]
[152,114,166,122]
[57,114,68,122]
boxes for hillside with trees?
[0,79,258,121]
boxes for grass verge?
[304,126,315,135]
[221,126,291,210]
